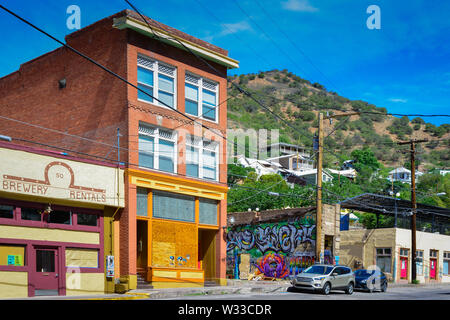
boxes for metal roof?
[339,193,450,219]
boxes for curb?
[127,284,292,299]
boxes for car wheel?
[345,282,354,295]
[381,282,387,292]
[322,282,331,295]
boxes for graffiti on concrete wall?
[226,214,319,279]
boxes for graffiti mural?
[226,214,319,279]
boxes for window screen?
[137,188,148,217]
[199,199,218,225]
[153,191,195,222]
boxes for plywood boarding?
[152,220,197,269]
[66,248,99,268]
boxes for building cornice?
[113,16,239,69]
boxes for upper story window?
[0,205,14,219]
[138,123,177,174]
[137,55,176,109]
[185,135,219,181]
[0,202,99,230]
[185,73,219,122]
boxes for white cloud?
[388,98,408,103]
[219,21,252,36]
[281,0,319,12]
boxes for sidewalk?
[4,280,450,300]
[124,279,292,300]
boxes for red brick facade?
[0,10,232,286]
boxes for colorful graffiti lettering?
[226,222,316,255]
[226,218,320,279]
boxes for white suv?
[291,264,355,295]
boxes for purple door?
[33,248,59,296]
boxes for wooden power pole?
[316,111,360,263]
[398,139,427,283]
[316,113,324,262]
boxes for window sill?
[137,98,177,112]
[185,111,219,125]
[138,166,177,175]
[0,265,27,272]
[0,219,101,233]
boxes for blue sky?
[0,0,449,125]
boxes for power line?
[8,135,227,182]
[252,0,342,95]
[0,4,248,159]
[192,0,272,68]
[124,0,316,154]
[231,0,313,82]
[227,172,310,206]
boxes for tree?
[351,148,380,172]
[227,173,315,212]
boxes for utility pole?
[398,139,427,283]
[316,111,360,263]
[316,112,324,262]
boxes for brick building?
[0,10,238,290]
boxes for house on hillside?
[266,154,315,172]
[235,155,281,177]
[388,167,423,184]
[287,168,334,185]
[429,168,450,176]
[260,142,312,160]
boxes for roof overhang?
[113,16,240,69]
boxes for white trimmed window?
[137,55,176,109]
[444,252,450,275]
[185,135,219,181]
[138,124,177,174]
[416,250,424,276]
[185,73,219,122]
[376,248,392,273]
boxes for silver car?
[291,264,355,295]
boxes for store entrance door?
[400,257,408,279]
[430,259,437,280]
[33,248,59,296]
[199,230,216,282]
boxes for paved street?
[167,285,450,300]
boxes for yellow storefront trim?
[150,282,203,289]
[0,225,99,245]
[127,169,227,201]
[179,271,203,279]
[153,270,178,278]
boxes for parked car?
[354,269,388,292]
[291,264,355,295]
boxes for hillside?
[227,70,450,170]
